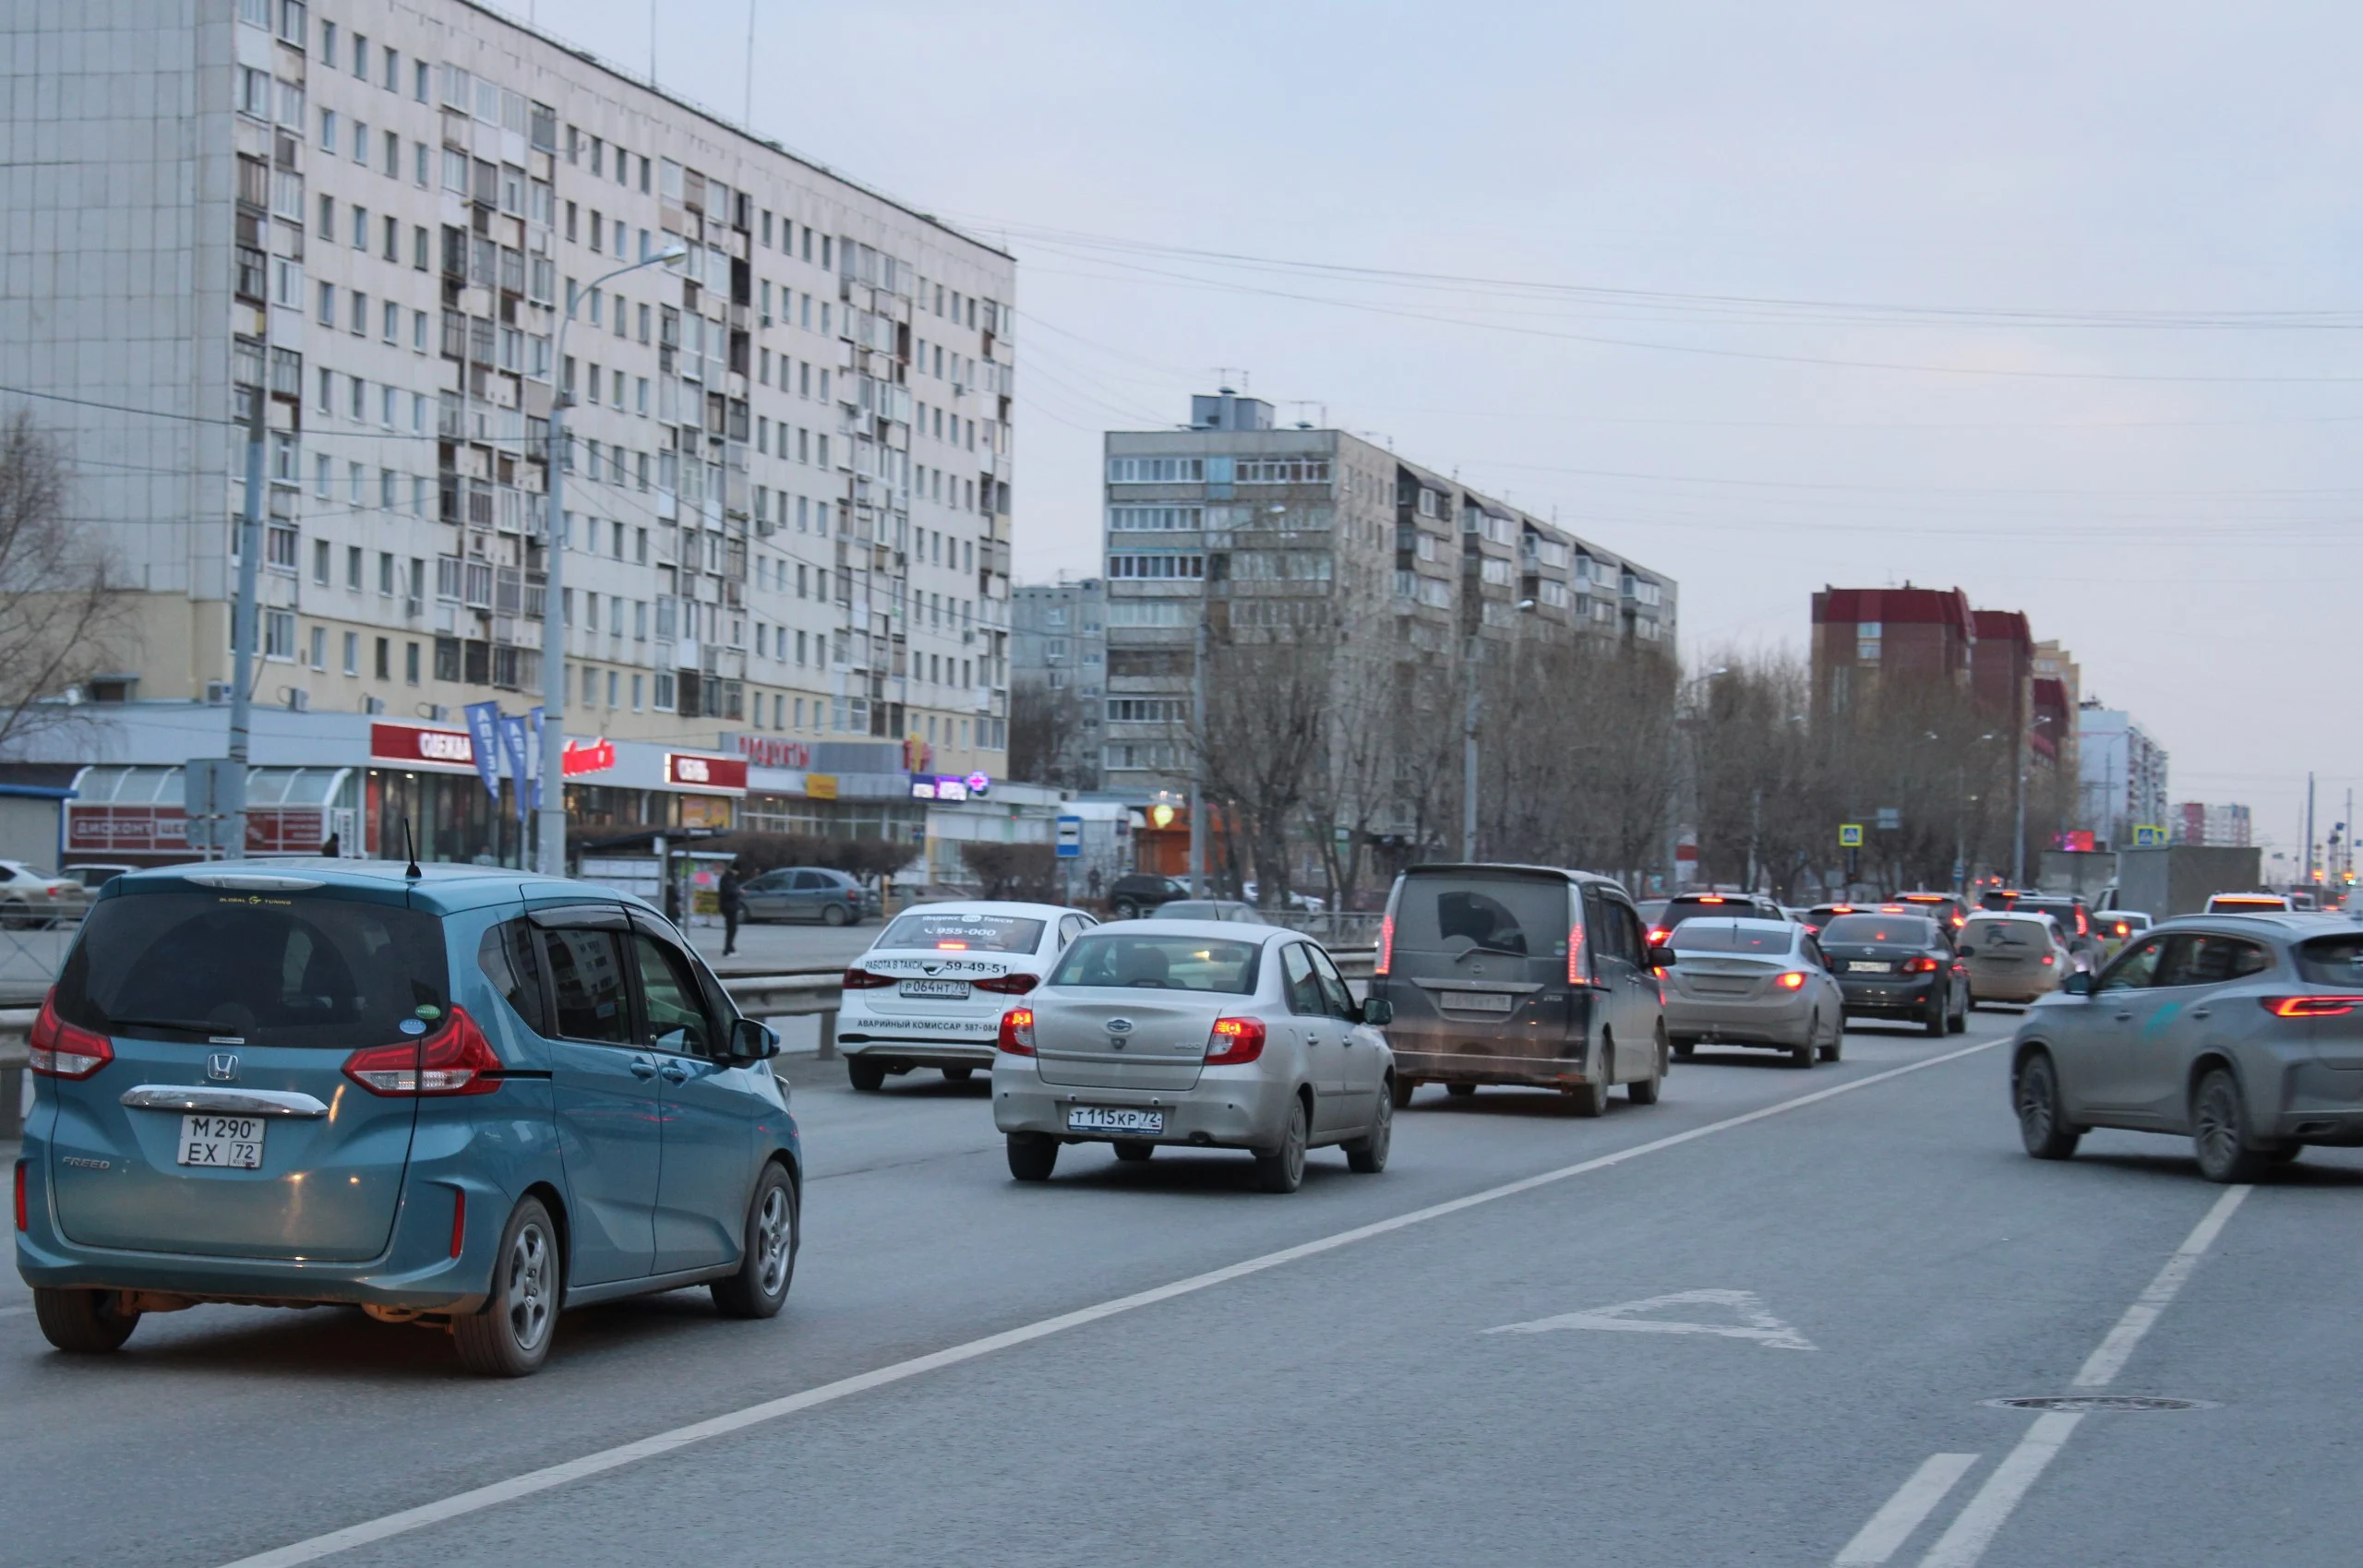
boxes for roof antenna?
[402,815,422,880]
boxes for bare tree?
[0,413,126,754]
[1198,621,1334,909]
[1007,675,1094,790]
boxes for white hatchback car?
[838,902,1098,1090]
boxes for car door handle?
[2190,1008,2212,1020]
[630,1057,657,1080]
[659,1059,690,1083]
[2113,1011,2133,1022]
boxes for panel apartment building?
[0,0,1014,783]
[1099,392,1677,801]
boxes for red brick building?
[1810,585,1974,721]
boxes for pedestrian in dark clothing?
[720,866,746,956]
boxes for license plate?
[1441,991,1516,1012]
[898,979,970,999]
[177,1115,264,1168]
[1067,1107,1165,1135]
[1847,962,1892,974]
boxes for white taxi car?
[839,902,1097,1091]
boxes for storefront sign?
[911,773,990,803]
[462,701,503,799]
[67,805,325,856]
[369,723,477,772]
[561,737,618,776]
[805,772,839,801]
[665,752,748,792]
[734,736,811,770]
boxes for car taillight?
[1777,971,1807,990]
[1902,956,1939,974]
[1205,1016,1266,1066]
[1374,913,1395,976]
[1647,927,1671,947]
[1567,915,1589,985]
[841,966,895,989]
[27,990,111,1079]
[342,1008,502,1095]
[996,1007,1037,1054]
[2263,995,2361,1018]
[972,971,1039,995]
[2039,953,2056,966]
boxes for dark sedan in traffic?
[1817,911,1968,1035]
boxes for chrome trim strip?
[119,1085,330,1119]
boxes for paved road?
[6,1009,2359,1568]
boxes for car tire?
[1672,1038,1696,1061]
[1390,1075,1417,1109]
[1111,1141,1155,1163]
[1566,1078,1609,1117]
[1789,1035,1815,1069]
[1445,1082,1476,1098]
[1254,1096,1309,1192]
[31,1287,140,1354]
[822,903,850,928]
[711,1163,798,1320]
[1818,1011,1843,1062]
[1346,1084,1393,1172]
[846,1056,887,1093]
[0,900,28,931]
[2015,1050,2081,1160]
[1626,1035,1665,1105]
[1114,901,1139,920]
[942,1066,974,1083]
[2191,1068,2269,1183]
[1007,1132,1060,1182]
[453,1196,560,1378]
[1924,992,1948,1038]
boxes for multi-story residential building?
[1009,577,1106,789]
[0,0,1014,850]
[1098,392,1676,805]
[2032,640,2081,779]
[1808,585,1974,722]
[2078,703,2169,850]
[2172,801,2252,848]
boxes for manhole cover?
[1981,1394,2215,1413]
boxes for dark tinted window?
[2017,899,2088,936]
[1050,933,1260,993]
[631,932,714,1054]
[54,888,448,1047]
[2098,936,2168,990]
[2296,936,2363,986]
[878,910,1046,952]
[478,917,547,1035]
[2159,934,2272,987]
[1397,873,1567,960]
[1821,915,1937,946]
[541,928,632,1044]
[1669,921,1794,954]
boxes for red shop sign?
[369,723,476,770]
[665,752,747,792]
[734,735,811,770]
[561,737,618,776]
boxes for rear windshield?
[2295,936,2363,987]
[1669,922,1793,954]
[1050,933,1261,993]
[876,910,1044,953]
[1965,918,2048,947]
[2017,900,2087,932]
[1821,914,1936,946]
[1393,873,1569,960]
[54,888,449,1047]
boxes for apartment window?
[1106,457,1206,484]
[404,640,420,684]
[1108,505,1204,532]
[318,108,336,153]
[381,299,398,341]
[264,610,295,661]
[341,630,358,676]
[1106,554,1205,580]
[374,637,390,679]
[378,551,395,595]
[309,537,330,584]
[414,141,429,186]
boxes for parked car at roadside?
[1661,917,1845,1066]
[1368,863,1672,1114]
[0,861,92,928]
[990,920,1394,1191]
[2009,913,2363,1180]
[1106,872,1190,919]
[1156,899,1269,924]
[60,864,137,892]
[1960,911,2073,1005]
[1818,910,1969,1035]
[738,866,878,926]
[16,861,798,1375]
[838,902,1096,1090]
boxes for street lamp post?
[537,244,688,877]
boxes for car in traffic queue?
[1660,917,1846,1066]
[1157,899,1271,924]
[2009,913,2363,1181]
[1958,911,2074,1006]
[1645,891,1787,945]
[1893,891,1973,931]
[14,862,799,1376]
[2098,908,2153,958]
[1107,872,1190,919]
[838,902,1097,1091]
[1368,863,1674,1114]
[0,860,93,928]
[2204,892,2293,915]
[990,921,1395,1192]
[1817,909,1969,1035]
[737,865,878,926]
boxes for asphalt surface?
[6,1007,2360,1568]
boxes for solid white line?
[1911,1183,2253,1568]
[2072,1183,2249,1389]
[1833,1452,1981,1565]
[219,1037,2002,1568]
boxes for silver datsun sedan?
[2010,912,2363,1181]
[990,921,1395,1192]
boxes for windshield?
[1050,933,1261,993]
[876,910,1045,953]
[1393,873,1568,959]
[53,888,450,1047]
[1966,918,2048,948]
[1670,922,1794,954]
[1821,915,1936,946]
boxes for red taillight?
[1647,928,1671,947]
[2039,953,2056,966]
[842,966,895,989]
[2263,995,2361,1018]
[1697,894,1725,904]
[996,1007,1037,1054]
[27,990,111,1080]
[1374,913,1395,977]
[1205,1016,1266,1066]
[972,971,1040,995]
[342,1008,502,1095]
[450,1189,467,1258]
[13,1160,26,1233]
[1777,971,1807,990]
[1902,956,1939,975]
[1567,916,1589,985]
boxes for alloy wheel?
[755,1185,791,1297]
[506,1221,554,1352]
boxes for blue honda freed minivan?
[13,861,800,1376]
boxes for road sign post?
[185,759,245,858]
[1838,823,1864,848]
[1055,816,1083,858]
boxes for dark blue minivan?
[13,862,800,1375]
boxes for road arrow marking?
[1485,1288,1816,1350]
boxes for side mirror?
[1647,944,1678,968]
[2064,973,2093,997]
[729,1016,781,1061]
[1957,944,1976,958]
[1359,997,1394,1027]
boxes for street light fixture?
[536,241,690,876]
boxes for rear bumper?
[1970,972,2058,1003]
[1662,993,1813,1046]
[838,1003,1002,1068]
[1388,1048,1598,1089]
[992,1061,1299,1150]
[841,1038,998,1069]
[1837,976,1938,1018]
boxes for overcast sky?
[550,0,2363,865]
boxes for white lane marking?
[2071,1183,2249,1389]
[1487,1288,1815,1350]
[1910,1183,2252,1568]
[1833,1453,1981,1565]
[219,1037,2003,1568]
[0,1305,32,1320]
